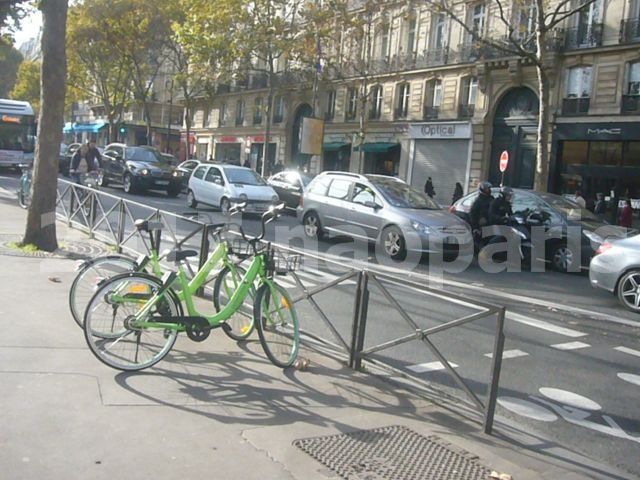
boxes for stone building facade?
[186,0,640,205]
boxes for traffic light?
[119,125,126,134]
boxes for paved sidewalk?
[0,198,633,480]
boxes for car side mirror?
[214,178,223,186]
[364,200,380,209]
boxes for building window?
[405,17,417,55]
[273,96,285,123]
[378,24,389,60]
[431,13,448,50]
[622,62,640,113]
[563,66,592,115]
[326,90,336,120]
[516,1,536,40]
[253,97,263,125]
[424,79,442,119]
[468,3,486,39]
[459,76,477,118]
[219,102,227,127]
[346,87,357,121]
[235,99,245,126]
[369,85,383,120]
[203,108,210,128]
[395,83,410,119]
[567,0,603,49]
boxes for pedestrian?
[87,140,102,170]
[469,181,493,231]
[424,176,435,198]
[594,193,606,216]
[69,143,97,184]
[619,199,633,228]
[208,155,214,163]
[452,182,464,204]
[574,189,586,209]
[243,158,251,168]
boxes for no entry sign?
[499,150,509,173]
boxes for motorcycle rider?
[489,186,514,225]
[469,181,493,231]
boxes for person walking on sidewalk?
[619,199,633,228]
[452,182,463,204]
[69,143,97,184]
[424,177,435,198]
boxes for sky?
[13,9,42,48]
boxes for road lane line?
[551,341,591,350]
[484,349,528,359]
[614,346,640,358]
[508,312,587,338]
[407,361,458,373]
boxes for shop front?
[408,121,472,206]
[214,136,242,164]
[552,122,640,198]
[354,133,402,176]
[322,134,351,172]
[248,135,277,172]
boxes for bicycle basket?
[268,250,302,275]
[227,238,266,258]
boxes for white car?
[186,163,279,214]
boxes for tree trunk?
[185,104,191,160]
[143,101,152,145]
[263,73,274,178]
[22,0,68,252]
[534,40,551,192]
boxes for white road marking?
[551,341,591,351]
[497,397,557,422]
[539,387,602,411]
[617,372,640,387]
[508,312,587,338]
[614,346,640,358]
[484,349,528,359]
[407,361,458,373]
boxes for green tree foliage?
[10,59,41,112]
[0,42,23,97]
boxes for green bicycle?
[83,204,300,371]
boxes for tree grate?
[293,425,493,480]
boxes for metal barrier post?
[88,192,96,239]
[116,200,125,253]
[68,184,75,226]
[349,271,364,369]
[483,307,506,434]
[349,271,369,371]
[197,225,210,296]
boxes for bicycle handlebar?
[237,202,286,245]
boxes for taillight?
[595,242,613,255]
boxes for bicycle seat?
[166,250,198,263]
[134,219,163,232]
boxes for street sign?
[499,150,509,173]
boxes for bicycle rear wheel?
[253,282,299,368]
[84,273,180,371]
[69,255,138,328]
[213,265,255,341]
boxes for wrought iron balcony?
[622,94,640,114]
[370,58,392,75]
[416,47,450,68]
[253,114,262,125]
[324,111,335,122]
[394,107,409,120]
[423,106,439,120]
[235,116,244,127]
[562,97,590,115]
[249,74,268,89]
[345,110,357,121]
[456,43,482,63]
[458,104,475,119]
[620,18,640,44]
[369,108,381,120]
[563,24,603,50]
[390,53,417,71]
[272,113,284,124]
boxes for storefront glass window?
[589,141,622,166]
[623,141,640,166]
[562,141,589,166]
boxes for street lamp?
[165,78,174,154]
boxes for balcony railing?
[563,24,603,50]
[456,43,482,63]
[394,107,409,120]
[620,18,640,44]
[458,104,475,119]
[345,110,357,121]
[235,116,244,127]
[272,113,284,124]
[562,96,590,115]
[622,94,640,114]
[253,115,262,125]
[416,47,450,68]
[423,106,439,120]
[369,109,381,120]
[324,111,335,121]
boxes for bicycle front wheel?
[253,282,299,368]
[18,176,31,209]
[84,273,180,371]
[213,265,255,341]
[69,255,138,328]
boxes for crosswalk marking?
[508,312,587,338]
[484,349,528,359]
[407,361,458,373]
[551,341,591,351]
[614,346,640,358]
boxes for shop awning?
[62,122,74,133]
[354,142,399,153]
[323,142,350,151]
[63,121,108,134]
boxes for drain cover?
[293,425,492,480]
[0,234,110,259]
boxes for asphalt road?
[2,170,639,477]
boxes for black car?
[98,143,183,196]
[450,187,629,272]
[267,170,312,210]
[175,159,202,191]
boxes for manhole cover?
[0,234,110,259]
[293,425,492,480]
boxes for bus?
[0,99,36,168]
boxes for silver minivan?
[297,172,472,259]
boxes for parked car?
[175,159,202,191]
[450,187,629,272]
[99,143,182,196]
[590,234,640,314]
[297,171,472,260]
[187,163,279,214]
[267,170,313,210]
[59,142,80,176]
[160,153,178,166]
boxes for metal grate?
[293,425,493,480]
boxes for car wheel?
[98,171,108,187]
[303,212,325,239]
[186,189,197,208]
[617,269,640,313]
[551,242,577,273]
[382,226,406,260]
[220,197,230,215]
[123,174,135,194]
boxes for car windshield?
[370,177,439,209]
[126,147,163,163]
[300,174,312,186]
[225,168,266,185]
[538,193,599,221]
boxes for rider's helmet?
[500,186,514,201]
[478,181,492,195]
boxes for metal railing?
[620,18,640,44]
[622,94,640,114]
[563,23,603,50]
[562,96,590,115]
[423,105,439,120]
[54,179,507,434]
